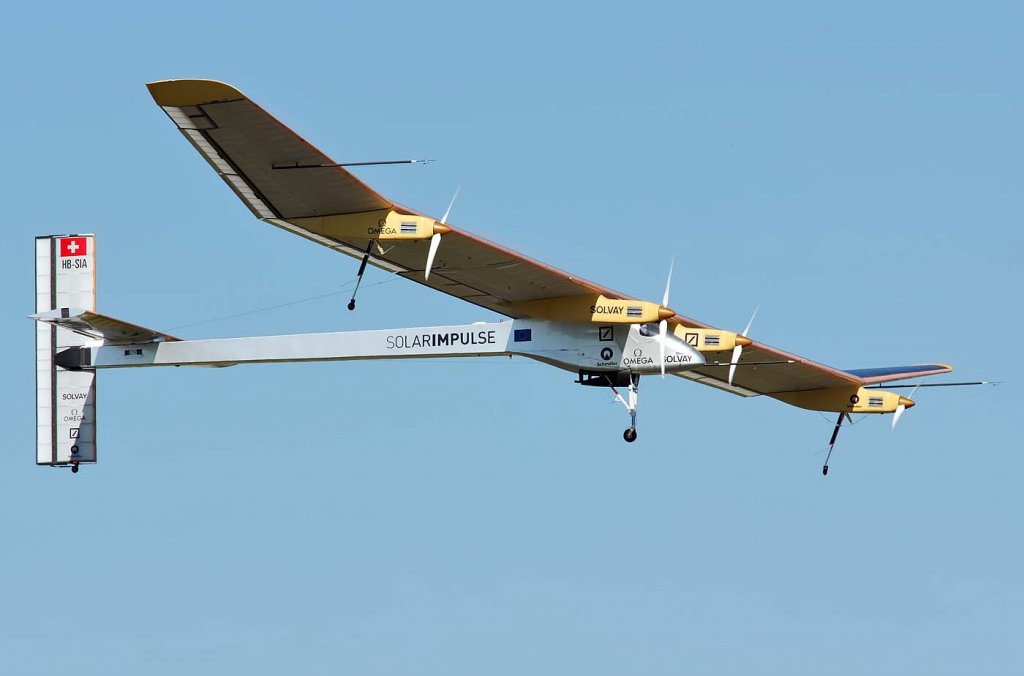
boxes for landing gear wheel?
[71,463,79,474]
[623,427,637,443]
[347,300,356,311]
[822,464,828,476]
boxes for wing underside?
[147,79,951,397]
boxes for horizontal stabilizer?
[31,308,180,344]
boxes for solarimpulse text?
[385,330,498,349]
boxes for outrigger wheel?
[623,427,638,443]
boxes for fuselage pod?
[568,322,706,375]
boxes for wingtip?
[146,79,246,107]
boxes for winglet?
[146,79,246,107]
[845,363,953,384]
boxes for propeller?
[892,385,919,429]
[425,186,460,281]
[659,257,675,377]
[728,306,759,386]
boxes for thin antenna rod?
[272,159,433,170]
[864,381,997,389]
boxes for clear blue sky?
[2,2,1020,674]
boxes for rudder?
[35,235,97,468]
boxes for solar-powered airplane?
[32,79,985,475]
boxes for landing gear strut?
[822,412,850,476]
[347,239,375,312]
[609,373,640,443]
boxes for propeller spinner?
[892,387,919,429]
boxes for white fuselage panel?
[84,319,706,375]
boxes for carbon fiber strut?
[347,239,375,311]
[822,412,851,476]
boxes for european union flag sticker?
[514,328,532,342]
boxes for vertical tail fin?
[35,235,97,468]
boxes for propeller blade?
[892,404,906,429]
[728,305,759,386]
[425,232,442,281]
[659,257,674,377]
[727,347,741,387]
[659,319,667,377]
[662,256,674,307]
[425,187,460,281]
[440,186,460,225]
[742,305,760,337]
[892,385,920,429]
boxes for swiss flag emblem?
[60,237,87,257]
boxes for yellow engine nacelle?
[772,387,914,414]
[671,326,749,353]
[289,209,443,241]
[510,294,674,324]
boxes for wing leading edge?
[147,79,951,397]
